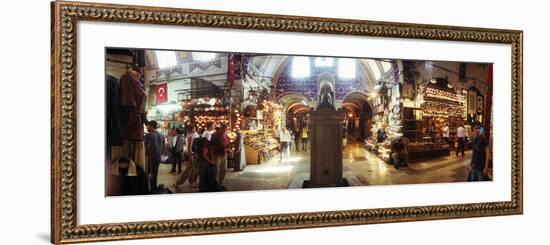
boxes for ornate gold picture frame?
[51,0,523,243]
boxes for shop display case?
[242,129,280,165]
[406,139,450,161]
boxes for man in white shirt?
[442,123,450,143]
[456,124,465,157]
[201,123,213,141]
[279,128,291,161]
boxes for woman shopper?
[280,127,291,161]
[174,125,200,190]
[198,135,219,192]
[301,126,309,152]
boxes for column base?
[302,178,349,188]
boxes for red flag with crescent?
[155,83,167,104]
[228,54,235,86]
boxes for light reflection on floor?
[159,139,472,193]
[252,165,294,174]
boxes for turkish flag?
[155,83,167,104]
[228,54,235,85]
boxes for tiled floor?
[158,139,472,194]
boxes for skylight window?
[155,50,177,69]
[292,57,310,78]
[381,61,392,73]
[315,57,334,67]
[338,58,356,79]
[192,52,216,61]
[367,60,382,80]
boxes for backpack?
[192,137,206,155]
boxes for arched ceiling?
[250,55,287,80]
[287,101,311,114]
[292,107,311,114]
[342,91,371,113]
[247,55,395,92]
[143,50,396,99]
[277,92,310,114]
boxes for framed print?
[51,0,523,244]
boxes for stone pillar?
[307,106,346,187]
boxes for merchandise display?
[406,139,450,161]
[242,129,280,165]
[104,47,494,195]
[422,86,465,118]
[195,115,229,129]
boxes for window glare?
[367,60,382,80]
[292,57,310,78]
[155,51,177,69]
[338,58,356,79]
[381,61,392,73]
[192,52,216,61]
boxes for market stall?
[242,129,280,165]
[238,97,283,165]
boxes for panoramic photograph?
[105,48,493,196]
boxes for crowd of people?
[278,126,309,161]
[169,122,232,192]
[108,120,235,196]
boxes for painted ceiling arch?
[342,91,373,113]
[247,55,396,101]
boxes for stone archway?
[342,91,373,141]
[277,92,311,131]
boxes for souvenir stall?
[402,79,465,161]
[179,94,250,169]
[241,100,282,165]
[242,130,280,165]
[146,102,185,136]
[179,96,230,130]
[225,108,245,170]
[364,84,402,162]
[105,48,162,195]
[421,81,465,139]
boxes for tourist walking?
[169,128,184,174]
[456,123,465,157]
[197,133,219,192]
[174,125,200,189]
[144,120,164,192]
[210,124,229,190]
[468,124,489,181]
[202,123,213,141]
[279,128,291,161]
[301,126,309,152]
